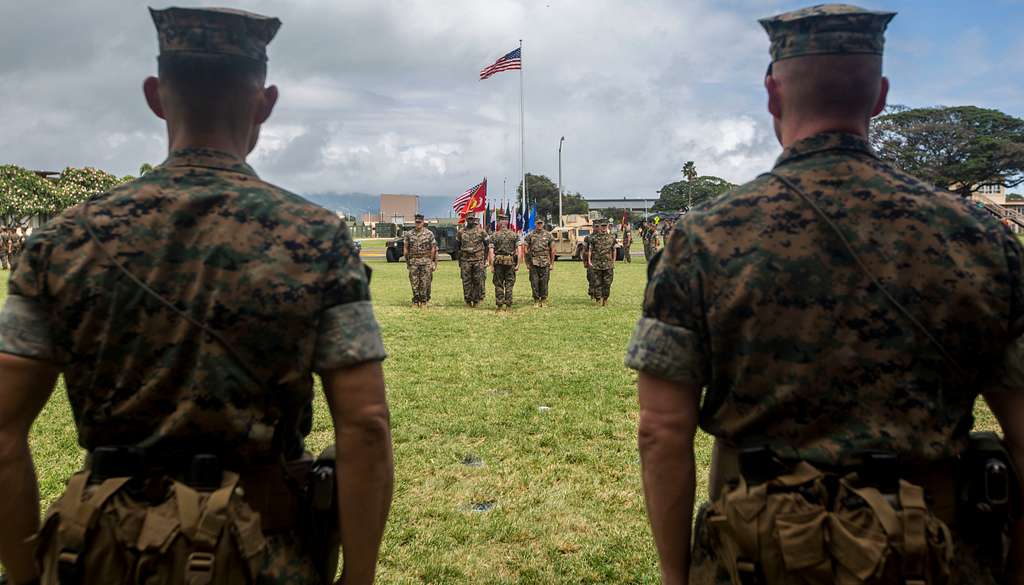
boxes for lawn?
[0,254,1002,584]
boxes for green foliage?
[871,105,1024,196]
[0,165,132,224]
[655,175,734,212]
[139,163,156,176]
[517,173,588,219]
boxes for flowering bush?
[0,165,133,221]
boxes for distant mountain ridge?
[303,192,460,219]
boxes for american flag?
[452,179,486,211]
[480,47,521,80]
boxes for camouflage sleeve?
[988,230,1024,392]
[0,232,59,362]
[624,230,709,384]
[314,223,387,372]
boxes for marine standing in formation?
[0,226,11,270]
[585,218,617,306]
[621,221,633,263]
[628,5,1024,584]
[522,218,555,307]
[641,220,659,261]
[456,214,489,307]
[0,7,394,585]
[404,213,438,307]
[488,211,521,310]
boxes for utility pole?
[558,136,565,227]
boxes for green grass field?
[0,255,1001,584]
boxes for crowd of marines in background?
[403,211,670,309]
[0,226,28,271]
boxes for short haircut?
[158,54,266,129]
[773,54,882,120]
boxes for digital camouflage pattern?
[588,231,616,270]
[627,132,1024,583]
[524,229,554,267]
[150,7,281,62]
[0,148,386,464]
[404,226,436,304]
[759,4,895,62]
[622,226,633,263]
[457,222,488,304]
[490,229,519,307]
[583,235,597,299]
[627,131,1024,464]
[524,229,554,302]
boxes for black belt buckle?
[187,454,223,491]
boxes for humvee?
[549,224,625,261]
[385,224,461,262]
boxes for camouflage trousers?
[528,264,551,301]
[0,252,8,270]
[493,264,517,306]
[586,266,596,299]
[460,260,487,304]
[258,532,323,584]
[407,262,433,303]
[592,268,613,299]
[623,244,632,263]
[688,502,1006,585]
[643,241,653,261]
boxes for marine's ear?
[765,72,782,120]
[143,76,166,120]
[254,85,278,125]
[871,76,890,118]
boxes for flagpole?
[519,39,528,223]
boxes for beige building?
[379,194,419,224]
[969,183,1024,233]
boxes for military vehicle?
[550,224,625,261]
[385,224,461,262]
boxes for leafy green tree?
[1,165,131,225]
[682,161,698,183]
[655,176,735,212]
[139,163,156,176]
[870,105,1024,196]
[517,173,588,219]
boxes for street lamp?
[558,136,565,227]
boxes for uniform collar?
[774,132,877,169]
[161,147,258,177]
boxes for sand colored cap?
[466,215,479,223]
[496,211,509,220]
[759,4,895,62]
[150,6,281,62]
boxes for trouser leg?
[460,262,473,303]
[423,264,433,301]
[408,266,418,302]
[529,265,541,300]
[472,263,486,302]
[586,267,596,299]
[538,266,550,300]
[493,266,504,306]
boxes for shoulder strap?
[76,202,269,393]
[764,172,968,380]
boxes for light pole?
[558,136,565,227]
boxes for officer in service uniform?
[488,211,522,310]
[404,213,438,307]
[0,8,393,585]
[522,218,555,306]
[627,5,1024,585]
[456,214,488,307]
[585,218,616,306]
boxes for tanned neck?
[781,118,868,148]
[167,125,250,160]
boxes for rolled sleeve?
[313,301,387,371]
[0,295,58,362]
[625,317,707,384]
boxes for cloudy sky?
[1,0,1022,201]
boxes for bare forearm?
[640,432,695,585]
[336,418,394,585]
[0,438,41,584]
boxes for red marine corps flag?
[453,178,487,222]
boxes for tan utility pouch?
[494,254,515,266]
[32,471,267,585]
[703,462,954,585]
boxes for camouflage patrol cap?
[759,4,896,62]
[496,211,509,220]
[150,6,282,62]
[466,214,479,223]
[414,213,425,221]
[594,218,609,226]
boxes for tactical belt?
[710,441,958,526]
[85,447,311,534]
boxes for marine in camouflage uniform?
[404,213,437,307]
[641,221,659,261]
[456,215,488,306]
[582,233,597,301]
[522,218,555,306]
[0,8,393,585]
[0,226,10,270]
[585,218,616,306]
[627,5,1024,585]
[488,212,521,310]
[621,223,633,263]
